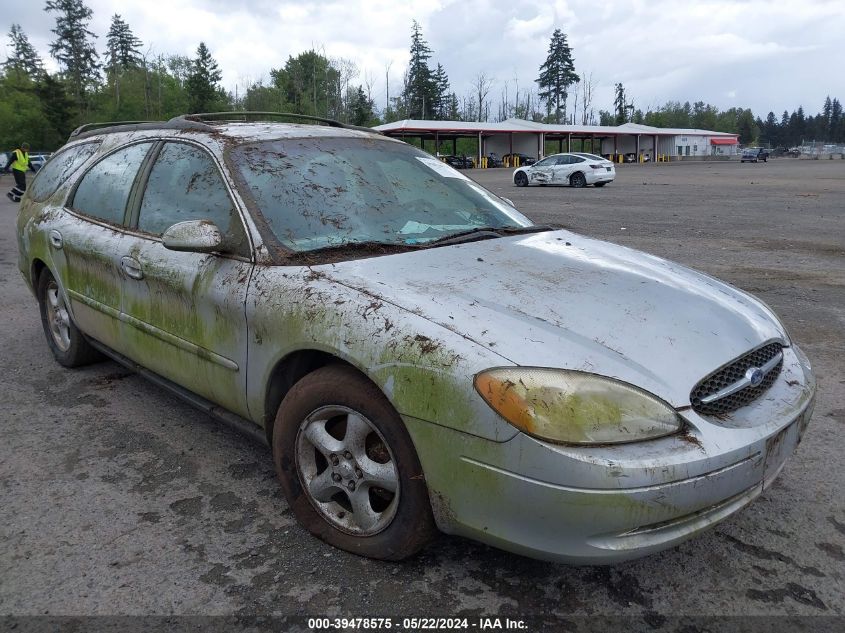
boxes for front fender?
[245,265,518,442]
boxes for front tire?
[570,172,587,188]
[514,171,528,187]
[272,365,436,560]
[37,269,101,367]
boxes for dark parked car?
[441,154,474,169]
[740,148,769,163]
[502,153,536,167]
[486,152,503,168]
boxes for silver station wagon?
[17,113,816,563]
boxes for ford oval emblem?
[746,367,765,387]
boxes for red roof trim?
[710,137,738,145]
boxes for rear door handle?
[49,230,63,249]
[121,256,144,280]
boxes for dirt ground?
[0,158,843,630]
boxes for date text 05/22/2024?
[308,617,528,631]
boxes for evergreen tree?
[822,96,832,133]
[35,73,75,141]
[432,63,450,119]
[104,15,144,113]
[3,24,44,79]
[762,111,779,147]
[348,85,375,126]
[830,98,843,143]
[613,83,627,124]
[45,0,100,111]
[788,107,806,145]
[105,15,143,72]
[447,93,460,120]
[536,29,578,123]
[400,20,441,119]
[186,42,223,113]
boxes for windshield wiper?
[283,240,420,264]
[425,224,553,247]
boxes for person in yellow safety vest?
[5,142,35,203]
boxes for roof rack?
[67,111,379,142]
[69,117,216,141]
[70,120,158,137]
[171,112,379,134]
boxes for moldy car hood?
[320,230,787,407]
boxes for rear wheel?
[37,269,101,367]
[272,365,436,560]
[570,172,587,188]
[514,171,528,187]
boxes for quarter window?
[137,143,237,237]
[29,142,100,202]
[72,142,154,224]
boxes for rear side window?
[137,143,236,235]
[71,142,153,225]
[29,143,100,201]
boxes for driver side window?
[137,142,248,256]
[137,143,244,244]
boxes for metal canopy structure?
[374,119,739,163]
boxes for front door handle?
[121,256,144,280]
[49,230,63,249]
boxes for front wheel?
[272,365,436,560]
[514,171,528,187]
[570,172,587,188]
[37,269,101,367]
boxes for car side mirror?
[500,197,516,208]
[161,220,223,253]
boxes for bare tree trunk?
[581,72,595,125]
[114,70,120,112]
[384,61,392,115]
[474,72,492,122]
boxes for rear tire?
[37,269,102,368]
[272,365,436,560]
[570,172,587,188]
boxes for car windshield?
[230,137,532,252]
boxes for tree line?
[601,85,844,147]
[2,1,843,151]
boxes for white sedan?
[513,152,615,188]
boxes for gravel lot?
[1,159,843,630]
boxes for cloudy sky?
[8,0,845,119]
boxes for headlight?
[474,368,682,445]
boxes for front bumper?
[405,345,815,563]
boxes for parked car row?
[437,153,539,169]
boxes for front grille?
[690,343,784,416]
